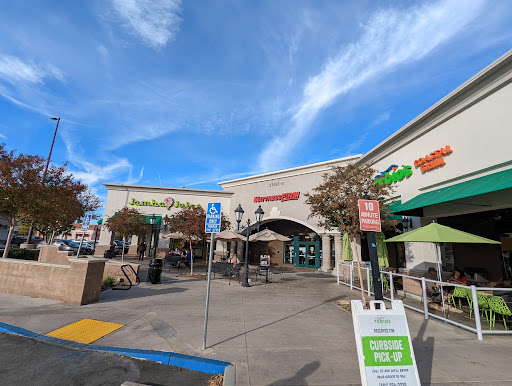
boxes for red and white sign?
[358,199,381,232]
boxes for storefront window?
[284,242,294,264]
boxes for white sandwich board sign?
[351,300,421,386]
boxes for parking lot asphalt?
[1,261,512,385]
[0,333,213,386]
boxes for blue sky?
[1,0,511,215]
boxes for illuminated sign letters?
[254,192,300,203]
[375,165,412,185]
[414,145,453,172]
[129,197,201,210]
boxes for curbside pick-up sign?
[352,300,420,386]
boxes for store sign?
[352,300,420,386]
[254,192,300,203]
[358,199,381,232]
[414,145,453,172]
[128,197,201,210]
[375,165,412,185]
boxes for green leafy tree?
[305,164,396,303]
[105,207,148,261]
[165,206,230,275]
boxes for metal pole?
[203,232,215,349]
[27,117,60,244]
[337,262,340,285]
[77,232,85,258]
[421,277,429,319]
[471,285,483,341]
[350,263,353,290]
[366,266,371,295]
[242,219,251,287]
[389,272,394,301]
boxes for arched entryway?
[249,219,323,269]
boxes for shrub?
[103,276,115,288]
[7,248,38,260]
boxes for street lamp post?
[27,117,61,245]
[237,204,264,288]
[149,214,156,258]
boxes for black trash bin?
[104,250,114,258]
[147,258,163,284]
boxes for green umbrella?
[385,222,501,316]
[376,232,389,268]
[342,233,353,261]
[385,223,501,244]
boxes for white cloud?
[111,0,182,49]
[0,55,65,85]
[370,111,391,128]
[258,0,485,171]
[0,133,6,139]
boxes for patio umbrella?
[249,228,291,242]
[214,230,245,242]
[375,232,389,268]
[342,233,353,261]
[386,222,501,315]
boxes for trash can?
[147,258,163,284]
[104,250,114,258]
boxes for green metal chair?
[470,292,491,320]
[488,296,512,330]
[381,274,389,293]
[451,286,471,309]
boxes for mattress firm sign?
[128,197,201,210]
[254,192,300,203]
[352,300,420,386]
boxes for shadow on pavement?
[210,296,346,348]
[412,319,434,385]
[269,361,320,385]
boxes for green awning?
[97,218,103,225]
[392,168,512,215]
[385,201,403,220]
[106,214,162,225]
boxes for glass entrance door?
[297,242,319,268]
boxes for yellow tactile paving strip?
[45,319,124,344]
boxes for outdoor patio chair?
[270,266,285,282]
[451,286,471,309]
[255,267,270,284]
[488,296,512,330]
[229,264,240,285]
[471,292,491,320]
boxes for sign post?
[77,214,92,258]
[358,196,383,301]
[352,300,421,386]
[203,203,221,350]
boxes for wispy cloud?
[0,55,65,85]
[258,0,485,171]
[370,111,391,128]
[0,133,6,139]
[111,0,182,49]
[185,170,264,188]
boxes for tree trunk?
[50,230,56,244]
[121,236,126,261]
[351,235,366,306]
[2,225,15,258]
[189,239,194,276]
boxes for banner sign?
[352,300,420,386]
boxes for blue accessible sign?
[205,203,221,233]
[81,214,92,232]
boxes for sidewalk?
[1,267,512,385]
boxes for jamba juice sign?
[375,165,413,185]
[129,197,201,210]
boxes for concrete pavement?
[1,264,512,385]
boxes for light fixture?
[255,205,264,231]
[150,214,156,225]
[235,204,244,231]
[402,216,412,232]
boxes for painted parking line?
[45,319,124,344]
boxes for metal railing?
[337,261,512,340]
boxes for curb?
[0,321,234,383]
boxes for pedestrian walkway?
[1,269,512,385]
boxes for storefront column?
[334,234,342,269]
[321,234,332,272]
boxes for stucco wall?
[0,258,105,305]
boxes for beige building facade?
[99,49,512,280]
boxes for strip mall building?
[98,49,512,281]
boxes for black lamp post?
[238,204,265,288]
[235,204,244,231]
[149,214,156,258]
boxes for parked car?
[113,240,129,254]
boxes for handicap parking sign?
[205,203,221,233]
